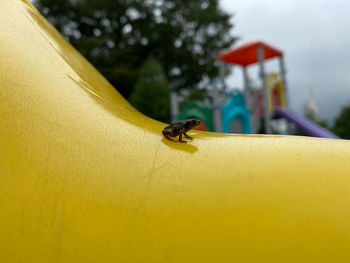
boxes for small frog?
[162,118,201,143]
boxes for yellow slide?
[1,1,350,262]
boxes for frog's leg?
[162,131,176,142]
[178,133,187,143]
[184,132,193,140]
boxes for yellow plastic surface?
[1,1,350,262]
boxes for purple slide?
[274,107,340,139]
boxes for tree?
[332,105,350,139]
[129,55,170,122]
[34,0,236,99]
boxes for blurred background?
[33,0,350,139]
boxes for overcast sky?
[220,0,350,122]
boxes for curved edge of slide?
[1,1,350,262]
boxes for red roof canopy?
[217,41,283,67]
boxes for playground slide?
[2,1,350,262]
[274,107,339,139]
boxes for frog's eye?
[194,119,201,126]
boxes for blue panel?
[221,91,251,134]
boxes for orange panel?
[218,41,283,66]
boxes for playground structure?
[2,1,350,262]
[221,90,251,134]
[178,41,339,139]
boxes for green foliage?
[129,55,170,122]
[332,105,350,139]
[187,88,206,102]
[34,0,235,98]
[179,88,207,110]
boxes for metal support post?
[170,91,179,122]
[212,80,222,133]
[278,55,289,107]
[242,66,249,107]
[257,45,271,134]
